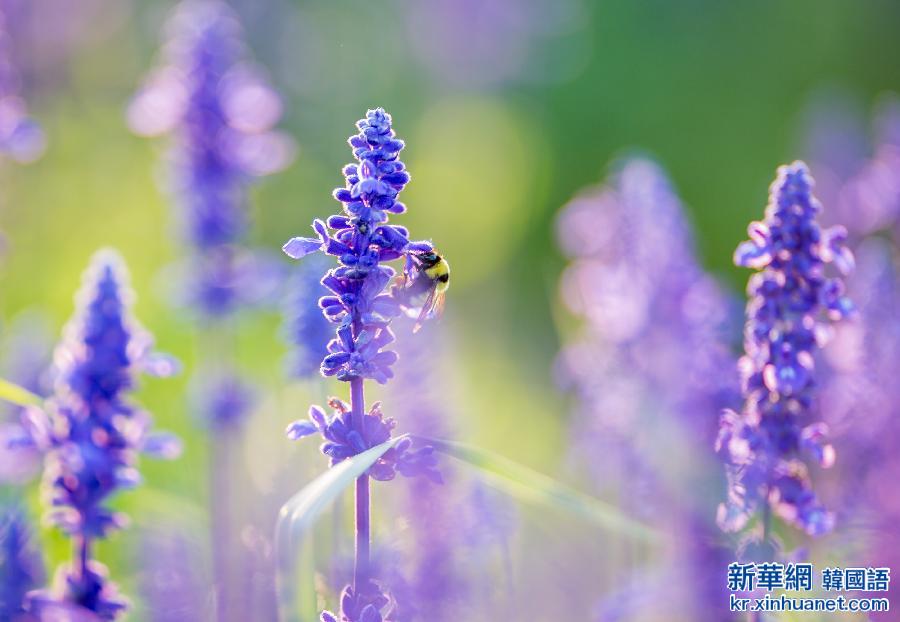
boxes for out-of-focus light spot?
[404,97,547,288]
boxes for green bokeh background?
[2,0,899,619]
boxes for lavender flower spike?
[24,250,180,620]
[717,161,853,538]
[283,109,441,622]
[129,0,295,316]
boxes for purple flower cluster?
[805,95,900,239]
[283,108,431,384]
[129,0,294,316]
[321,581,395,622]
[287,398,439,483]
[717,161,854,538]
[0,3,45,163]
[22,250,179,619]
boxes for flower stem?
[350,377,370,590]
[76,534,90,581]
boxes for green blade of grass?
[275,435,408,622]
[0,378,41,407]
[423,437,660,543]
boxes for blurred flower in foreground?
[22,250,180,619]
[0,1,45,163]
[556,158,736,619]
[717,162,853,542]
[0,502,44,620]
[283,108,441,622]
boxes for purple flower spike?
[282,109,428,381]
[283,110,444,620]
[24,250,180,619]
[718,162,853,538]
[130,0,295,316]
[282,110,441,479]
[556,158,737,618]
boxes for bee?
[392,250,450,332]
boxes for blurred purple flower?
[557,158,736,489]
[282,255,333,379]
[805,93,900,239]
[130,0,295,316]
[556,157,737,619]
[717,162,853,539]
[187,246,285,317]
[0,503,44,620]
[190,370,255,429]
[819,239,900,578]
[0,2,45,163]
[23,250,180,619]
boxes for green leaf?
[275,435,408,622]
[0,378,41,407]
[424,437,661,543]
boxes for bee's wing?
[431,291,446,316]
[412,285,439,333]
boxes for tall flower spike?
[129,0,294,315]
[283,109,439,479]
[718,161,853,538]
[25,250,180,620]
[556,158,737,619]
[0,4,45,163]
[283,109,441,622]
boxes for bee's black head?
[417,250,440,267]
